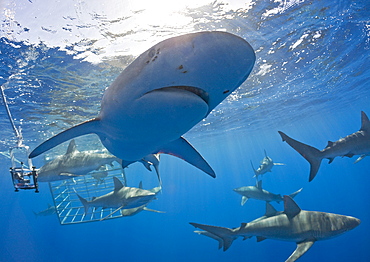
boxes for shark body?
[190,196,360,262]
[37,140,120,182]
[29,31,256,178]
[251,150,285,178]
[77,176,156,216]
[33,204,56,217]
[278,111,370,181]
[233,180,302,205]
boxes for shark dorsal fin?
[284,195,301,219]
[113,176,124,191]
[139,181,143,189]
[265,202,277,217]
[264,149,267,157]
[256,180,262,190]
[360,111,370,132]
[326,141,334,148]
[66,139,77,154]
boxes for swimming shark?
[76,176,156,216]
[33,203,56,217]
[251,150,285,179]
[233,180,302,205]
[120,181,163,217]
[190,195,360,262]
[278,111,370,182]
[29,31,256,178]
[37,139,121,182]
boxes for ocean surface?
[0,0,369,261]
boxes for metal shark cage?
[49,163,127,225]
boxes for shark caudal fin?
[29,118,101,158]
[278,131,323,182]
[158,137,215,178]
[76,194,90,214]
[190,222,236,251]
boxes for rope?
[1,85,24,147]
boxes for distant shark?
[29,31,256,178]
[76,176,156,218]
[190,196,360,262]
[278,111,370,182]
[251,150,285,178]
[33,203,56,217]
[233,180,302,205]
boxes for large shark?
[278,111,370,182]
[76,176,156,216]
[37,139,121,182]
[190,196,360,262]
[251,150,285,179]
[233,180,302,205]
[29,31,256,178]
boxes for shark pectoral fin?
[354,154,366,163]
[286,241,315,262]
[142,207,165,213]
[273,163,286,166]
[241,196,249,206]
[158,137,216,178]
[29,118,101,158]
[278,131,322,182]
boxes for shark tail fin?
[190,223,235,251]
[288,188,303,199]
[278,131,323,182]
[29,118,101,158]
[76,194,89,214]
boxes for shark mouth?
[146,86,210,105]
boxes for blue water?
[1,0,369,261]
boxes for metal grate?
[49,163,127,225]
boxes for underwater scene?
[0,0,369,261]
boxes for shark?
[120,181,164,217]
[190,195,360,262]
[76,176,156,217]
[278,111,370,182]
[233,180,302,205]
[33,203,56,217]
[37,139,121,182]
[251,150,285,179]
[29,31,256,178]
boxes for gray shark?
[233,180,302,205]
[77,176,156,216]
[190,196,360,262]
[278,111,370,182]
[29,31,256,179]
[120,181,164,217]
[33,203,56,217]
[251,150,285,179]
[37,139,121,182]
